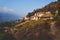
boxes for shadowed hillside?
[3,19,60,40]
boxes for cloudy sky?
[0,0,57,17]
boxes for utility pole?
[53,0,58,20]
[54,10,58,18]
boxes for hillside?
[3,19,60,40]
[1,0,60,40]
[27,1,60,17]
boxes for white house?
[30,12,44,20]
[30,11,53,20]
[24,17,29,20]
[23,11,53,21]
[40,11,54,20]
[30,16,38,20]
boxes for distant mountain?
[0,12,20,22]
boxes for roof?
[41,12,53,17]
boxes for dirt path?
[15,21,29,27]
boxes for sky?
[0,0,57,17]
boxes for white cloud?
[0,7,15,13]
[3,7,14,12]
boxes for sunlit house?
[40,11,54,20]
[23,17,29,20]
[30,11,53,20]
[23,11,53,21]
[30,12,44,20]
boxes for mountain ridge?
[0,12,20,22]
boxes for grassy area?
[0,30,5,40]
[16,19,44,30]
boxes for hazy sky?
[0,0,57,17]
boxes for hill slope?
[27,1,60,17]
[1,0,60,40]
